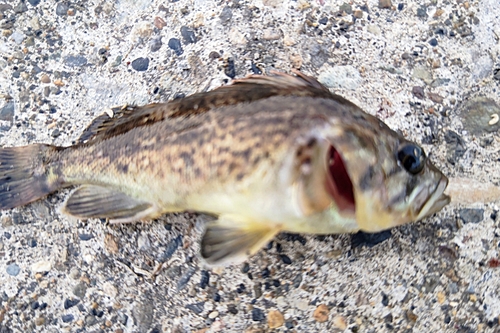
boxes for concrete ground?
[0,0,500,332]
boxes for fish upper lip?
[416,176,450,220]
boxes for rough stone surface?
[0,0,499,332]
[131,57,149,72]
[460,97,500,134]
[459,208,485,224]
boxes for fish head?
[295,114,450,233]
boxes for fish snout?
[414,174,450,221]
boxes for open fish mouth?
[324,145,356,214]
[415,175,450,220]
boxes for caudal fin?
[0,144,63,210]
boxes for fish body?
[0,71,450,266]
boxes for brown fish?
[0,71,450,266]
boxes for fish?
[0,70,450,266]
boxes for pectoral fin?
[200,216,280,266]
[62,185,158,223]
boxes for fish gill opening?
[325,145,355,213]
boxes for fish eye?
[397,144,426,175]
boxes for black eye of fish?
[397,144,425,174]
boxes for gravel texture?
[1,0,500,332]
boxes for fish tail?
[0,144,65,210]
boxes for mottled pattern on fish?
[0,71,450,266]
[62,100,331,202]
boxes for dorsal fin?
[77,71,335,144]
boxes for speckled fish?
[0,71,450,266]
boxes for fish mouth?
[324,145,356,214]
[414,175,450,220]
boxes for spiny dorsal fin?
[77,71,336,144]
[77,104,168,144]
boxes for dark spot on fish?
[198,137,205,147]
[234,148,252,161]
[349,112,366,122]
[236,172,245,181]
[252,155,261,166]
[215,159,227,168]
[201,127,212,137]
[306,138,316,147]
[193,167,202,177]
[258,116,287,128]
[179,151,194,167]
[387,190,406,208]
[347,132,375,151]
[117,163,128,173]
[176,128,201,145]
[238,134,249,143]
[228,162,238,173]
[296,147,304,157]
[358,165,376,191]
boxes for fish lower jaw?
[414,176,450,221]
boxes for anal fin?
[200,215,280,266]
[61,185,157,223]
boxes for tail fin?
[0,144,63,210]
